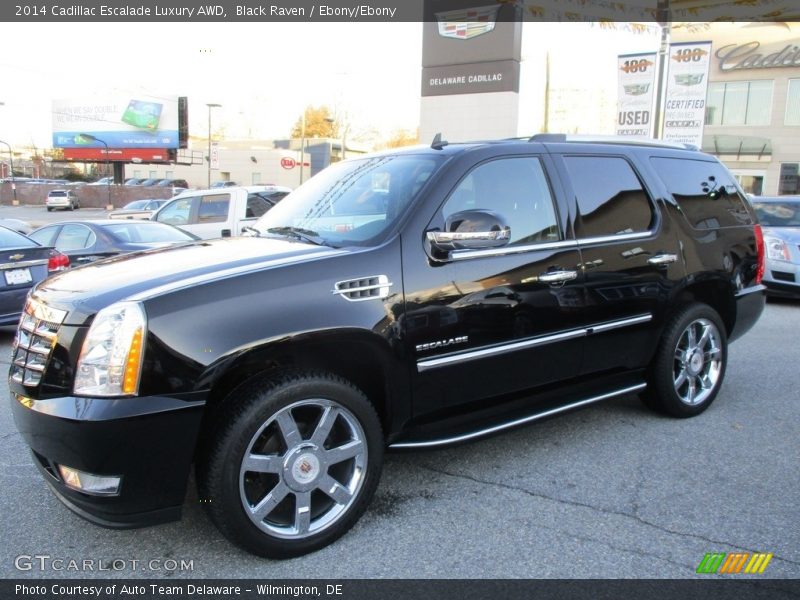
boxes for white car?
[45,189,80,211]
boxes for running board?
[389,383,647,449]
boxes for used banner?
[616,52,657,138]
[663,41,713,147]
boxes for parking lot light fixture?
[79,133,112,209]
[206,103,222,188]
[0,139,17,205]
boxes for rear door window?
[197,194,230,223]
[650,157,754,229]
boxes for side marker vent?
[333,275,393,302]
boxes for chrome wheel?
[239,399,367,540]
[672,318,722,406]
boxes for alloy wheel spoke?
[275,410,303,448]
[251,481,290,521]
[294,491,312,535]
[675,347,687,363]
[696,325,711,350]
[311,406,339,446]
[686,377,698,404]
[674,368,688,390]
[242,453,282,474]
[317,474,353,505]
[686,325,696,348]
[324,440,364,466]
[705,348,721,361]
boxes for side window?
[246,194,272,218]
[29,227,59,247]
[157,198,195,226]
[197,194,230,223]
[650,157,753,229]
[563,156,655,239]
[55,224,96,251]
[441,157,560,246]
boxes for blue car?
[751,196,800,298]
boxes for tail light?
[47,251,70,273]
[753,224,765,285]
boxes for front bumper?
[10,391,206,528]
[762,260,800,298]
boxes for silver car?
[751,196,800,298]
[45,189,80,211]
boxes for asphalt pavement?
[0,301,798,580]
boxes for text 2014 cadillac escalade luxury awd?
[10,135,765,558]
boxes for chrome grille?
[10,299,66,387]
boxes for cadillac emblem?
[435,5,500,40]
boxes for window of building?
[149,170,157,178]
[440,157,560,247]
[165,170,174,179]
[779,163,799,195]
[786,79,800,126]
[705,80,773,126]
[252,172,262,185]
[562,156,655,238]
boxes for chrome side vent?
[10,299,66,387]
[333,275,393,302]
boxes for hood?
[35,237,344,325]
[762,226,800,245]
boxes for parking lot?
[0,292,798,579]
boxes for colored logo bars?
[696,552,773,574]
[435,5,500,40]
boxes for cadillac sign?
[436,4,500,40]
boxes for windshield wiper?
[241,225,261,237]
[266,226,329,247]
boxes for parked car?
[45,189,80,211]
[88,177,114,185]
[137,178,161,187]
[9,135,765,559]
[0,226,68,326]
[153,185,291,239]
[124,178,144,186]
[156,178,189,188]
[750,195,800,297]
[211,180,238,188]
[28,220,197,265]
[0,218,33,235]
[108,199,169,220]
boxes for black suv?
[10,135,765,558]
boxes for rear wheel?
[198,372,383,558]
[642,303,727,418]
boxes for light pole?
[0,139,17,205]
[206,103,221,188]
[299,110,306,185]
[78,133,111,209]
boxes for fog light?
[57,465,121,496]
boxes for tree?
[290,106,339,138]
[381,128,419,149]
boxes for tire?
[69,202,75,211]
[198,371,383,558]
[642,303,728,418]
[46,207,52,212]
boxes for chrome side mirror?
[427,209,511,253]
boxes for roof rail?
[527,133,698,151]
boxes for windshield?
[753,201,800,227]
[254,154,442,247]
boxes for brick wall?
[0,184,175,208]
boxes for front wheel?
[198,372,383,558]
[642,303,728,418]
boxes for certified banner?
[663,41,712,147]
[616,52,657,137]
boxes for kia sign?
[281,157,297,169]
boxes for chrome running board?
[389,383,647,449]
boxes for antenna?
[431,133,449,150]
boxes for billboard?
[662,42,713,147]
[61,148,174,162]
[616,52,657,137]
[52,94,180,149]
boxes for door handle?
[647,253,678,266]
[538,270,578,284]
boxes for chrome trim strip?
[587,314,652,334]
[577,231,653,246]
[389,383,647,449]
[735,284,766,297]
[417,328,586,372]
[0,259,49,270]
[417,313,652,372]
[451,239,578,261]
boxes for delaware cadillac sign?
[435,4,500,40]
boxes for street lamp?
[78,133,111,209]
[324,116,348,163]
[0,139,17,205]
[206,103,221,188]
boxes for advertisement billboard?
[52,94,180,149]
[615,52,657,138]
[662,42,713,147]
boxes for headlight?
[74,302,146,397]
[764,236,790,262]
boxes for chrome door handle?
[647,253,678,266]
[538,270,578,283]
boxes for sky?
[0,21,660,150]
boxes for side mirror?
[426,209,511,254]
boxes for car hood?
[762,226,800,244]
[34,237,345,325]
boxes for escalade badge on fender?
[416,336,469,352]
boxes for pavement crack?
[419,463,800,569]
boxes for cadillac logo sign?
[436,5,500,40]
